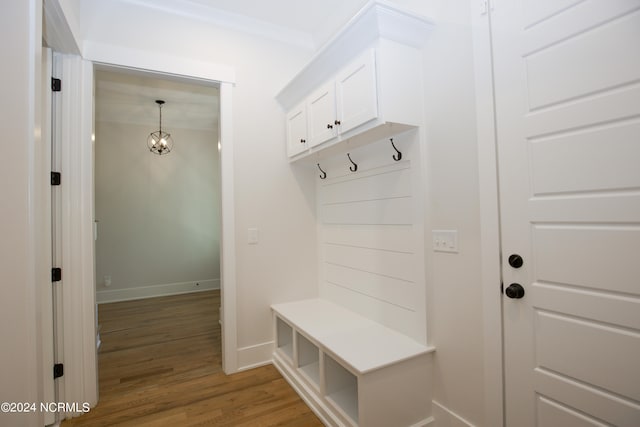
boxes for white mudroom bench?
[272,299,435,427]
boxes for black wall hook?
[317,163,327,180]
[347,153,358,172]
[390,138,402,161]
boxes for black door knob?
[508,254,523,268]
[505,283,525,299]
[334,120,341,125]
[327,123,333,129]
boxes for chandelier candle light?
[147,99,174,155]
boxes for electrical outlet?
[432,230,458,253]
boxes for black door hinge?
[51,78,61,92]
[52,268,62,282]
[53,363,64,379]
[500,282,504,294]
[51,172,61,186]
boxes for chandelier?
[147,100,174,155]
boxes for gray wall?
[95,120,220,302]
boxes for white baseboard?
[237,341,274,372]
[96,279,220,304]
[431,400,476,427]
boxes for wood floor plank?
[62,291,322,426]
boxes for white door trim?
[82,37,241,371]
[471,2,505,426]
[219,82,238,374]
[40,46,56,426]
[46,26,239,425]
[84,51,238,375]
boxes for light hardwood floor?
[62,291,322,426]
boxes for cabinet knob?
[334,120,341,125]
[300,139,306,143]
[327,123,333,129]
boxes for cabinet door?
[336,49,378,134]
[307,81,338,148]
[286,103,308,157]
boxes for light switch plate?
[432,230,458,253]
[248,228,259,245]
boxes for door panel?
[529,121,640,194]
[536,396,608,427]
[492,0,640,426]
[536,311,640,401]
[523,9,640,110]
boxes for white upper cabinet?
[307,81,338,148]
[305,49,378,149]
[286,102,308,157]
[277,1,434,161]
[336,49,378,135]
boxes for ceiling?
[95,68,219,131]
[92,0,373,131]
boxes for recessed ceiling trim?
[119,0,315,49]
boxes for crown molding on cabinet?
[276,0,434,111]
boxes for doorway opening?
[92,64,224,393]
[93,67,221,306]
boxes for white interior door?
[492,1,640,426]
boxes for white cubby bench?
[271,299,436,427]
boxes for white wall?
[416,1,485,425]
[69,1,319,365]
[95,120,221,302]
[0,1,44,426]
[368,1,484,425]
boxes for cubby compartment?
[276,316,293,362]
[325,354,359,425]
[296,332,320,389]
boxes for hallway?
[62,291,321,426]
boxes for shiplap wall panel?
[323,224,415,253]
[324,244,414,282]
[324,262,416,310]
[322,282,420,341]
[321,167,412,204]
[322,197,413,225]
[317,131,426,343]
